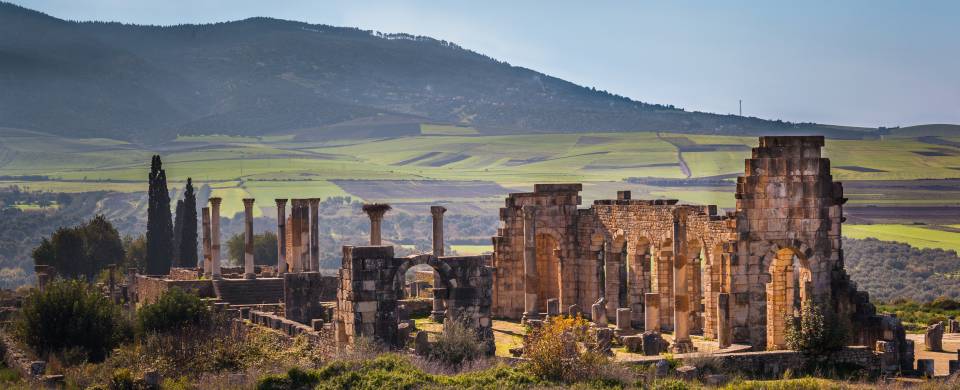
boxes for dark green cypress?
[172,199,184,266]
[179,178,198,267]
[145,155,173,275]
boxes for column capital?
[430,205,447,217]
[209,197,222,207]
[242,198,255,207]
[308,198,321,206]
[362,203,391,220]
[275,198,288,206]
[521,204,538,218]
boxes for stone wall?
[168,267,202,280]
[132,275,215,306]
[490,136,903,351]
[283,272,338,324]
[699,346,879,379]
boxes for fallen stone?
[676,365,698,381]
[414,331,430,356]
[917,359,935,378]
[595,327,613,355]
[654,359,670,377]
[641,331,669,356]
[622,335,643,353]
[567,304,583,317]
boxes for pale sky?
[11,0,960,127]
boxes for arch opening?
[765,247,812,350]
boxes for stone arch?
[628,236,653,324]
[765,246,812,350]
[390,254,458,298]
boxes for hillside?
[0,2,873,143]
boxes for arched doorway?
[686,239,705,334]
[535,233,561,311]
[766,247,812,350]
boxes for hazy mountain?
[1,2,870,142]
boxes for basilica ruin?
[44,135,917,380]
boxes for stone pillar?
[926,322,944,352]
[362,203,391,245]
[616,308,632,331]
[201,207,212,277]
[547,298,560,317]
[275,199,287,274]
[290,200,303,272]
[645,292,660,332]
[592,297,608,327]
[671,209,695,353]
[717,292,731,349]
[242,198,256,279]
[521,205,539,323]
[299,201,311,271]
[209,197,222,279]
[431,206,446,256]
[430,205,447,322]
[309,198,320,272]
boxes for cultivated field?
[2,127,960,249]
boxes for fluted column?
[201,207,212,278]
[243,198,256,279]
[430,205,447,322]
[275,199,287,274]
[522,205,539,323]
[209,197,222,279]
[362,203,391,245]
[309,198,320,272]
[299,202,310,271]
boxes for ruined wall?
[336,246,494,349]
[283,272,338,324]
[132,275,215,307]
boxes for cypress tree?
[179,178,198,267]
[172,199,184,266]
[145,155,174,275]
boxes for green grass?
[420,123,479,135]
[450,244,492,255]
[843,224,960,253]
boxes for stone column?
[521,205,539,323]
[242,198,256,279]
[275,199,287,274]
[299,202,310,271]
[362,203,391,245]
[209,197,222,279]
[430,206,447,322]
[717,292,731,349]
[290,200,303,272]
[431,206,446,256]
[309,198,320,272]
[671,209,694,352]
[201,207,211,277]
[645,292,660,332]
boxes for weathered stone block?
[925,322,944,351]
[917,359,935,378]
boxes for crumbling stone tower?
[732,135,845,349]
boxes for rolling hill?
[0,1,876,143]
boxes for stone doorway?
[766,247,812,350]
[535,233,561,311]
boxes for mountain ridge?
[0,2,921,143]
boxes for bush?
[109,368,135,390]
[16,279,126,362]
[136,287,211,334]
[785,301,848,355]
[429,317,483,366]
[522,315,609,383]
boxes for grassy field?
[450,244,493,255]
[843,224,960,253]
[2,128,960,217]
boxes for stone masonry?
[492,136,897,351]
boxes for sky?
[11,0,960,127]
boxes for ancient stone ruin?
[491,136,903,354]
[103,135,916,376]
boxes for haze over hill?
[0,2,884,143]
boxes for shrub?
[522,315,609,383]
[429,317,483,366]
[16,279,125,362]
[136,287,211,334]
[109,368,135,390]
[785,301,848,355]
